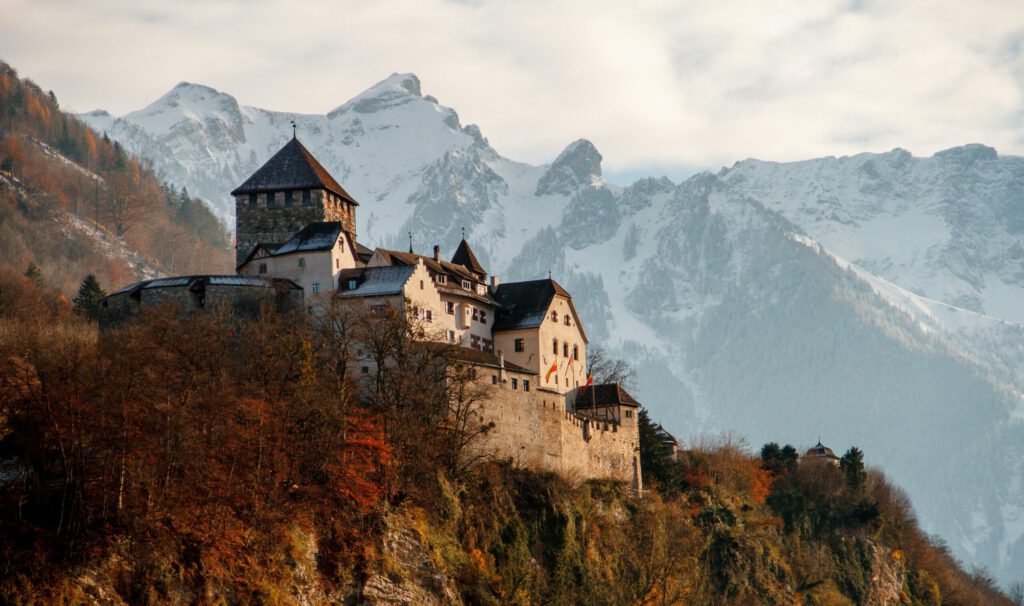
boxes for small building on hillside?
[805,440,841,466]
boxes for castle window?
[446,301,455,315]
[511,378,518,390]
[573,345,579,361]
[462,279,471,289]
[480,310,487,324]
[336,258,340,269]
[312,282,320,293]
[483,338,492,353]
[258,262,267,274]
[338,238,344,251]
[437,275,447,285]
[412,305,419,318]
[514,338,524,352]
[625,410,633,418]
[420,280,424,290]
[248,193,257,209]
[563,342,569,357]
[471,334,480,349]
[425,309,433,322]
[348,279,358,290]
[266,192,276,209]
[564,314,571,326]
[361,366,369,374]
[302,190,311,206]
[551,310,558,322]
[284,190,293,207]
[552,339,558,355]
[472,307,479,321]
[492,375,497,385]
[523,380,530,392]
[446,329,456,342]
[298,257,305,267]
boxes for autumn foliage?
[0,61,231,297]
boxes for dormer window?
[436,275,447,285]
[347,279,358,290]
[462,279,471,289]
[550,310,558,322]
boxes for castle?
[101,136,643,491]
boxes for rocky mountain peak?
[933,143,998,163]
[535,138,603,196]
[328,72,423,117]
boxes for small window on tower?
[248,193,257,210]
[564,314,571,326]
[302,190,311,206]
[514,338,524,352]
[284,190,293,207]
[298,257,305,267]
[551,310,558,322]
[266,192,276,209]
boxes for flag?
[579,371,594,396]
[545,360,558,382]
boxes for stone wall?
[235,189,356,267]
[470,373,641,490]
[100,278,303,331]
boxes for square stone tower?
[231,136,358,268]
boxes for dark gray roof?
[374,248,493,304]
[421,342,537,375]
[230,137,357,204]
[492,278,575,332]
[575,383,641,409]
[451,239,486,276]
[107,275,301,297]
[274,221,343,255]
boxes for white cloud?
[3,0,1023,173]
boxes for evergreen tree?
[638,408,680,492]
[24,262,43,288]
[73,274,106,321]
[840,446,866,490]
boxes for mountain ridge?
[78,75,1024,588]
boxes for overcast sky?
[4,0,1023,179]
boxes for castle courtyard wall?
[470,377,641,489]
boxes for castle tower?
[231,136,358,268]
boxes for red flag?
[545,360,559,382]
[579,371,594,395]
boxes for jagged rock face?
[535,138,603,196]
[81,78,1024,587]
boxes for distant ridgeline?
[101,136,645,489]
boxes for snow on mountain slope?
[80,78,1024,587]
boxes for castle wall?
[470,377,641,489]
[235,189,356,267]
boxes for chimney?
[490,275,501,293]
[498,349,506,383]
[433,245,441,262]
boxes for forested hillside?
[0,61,230,296]
[0,273,1016,605]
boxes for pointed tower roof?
[230,137,357,204]
[451,239,486,276]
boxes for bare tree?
[587,344,636,388]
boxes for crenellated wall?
[469,373,641,490]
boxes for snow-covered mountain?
[80,75,1024,587]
